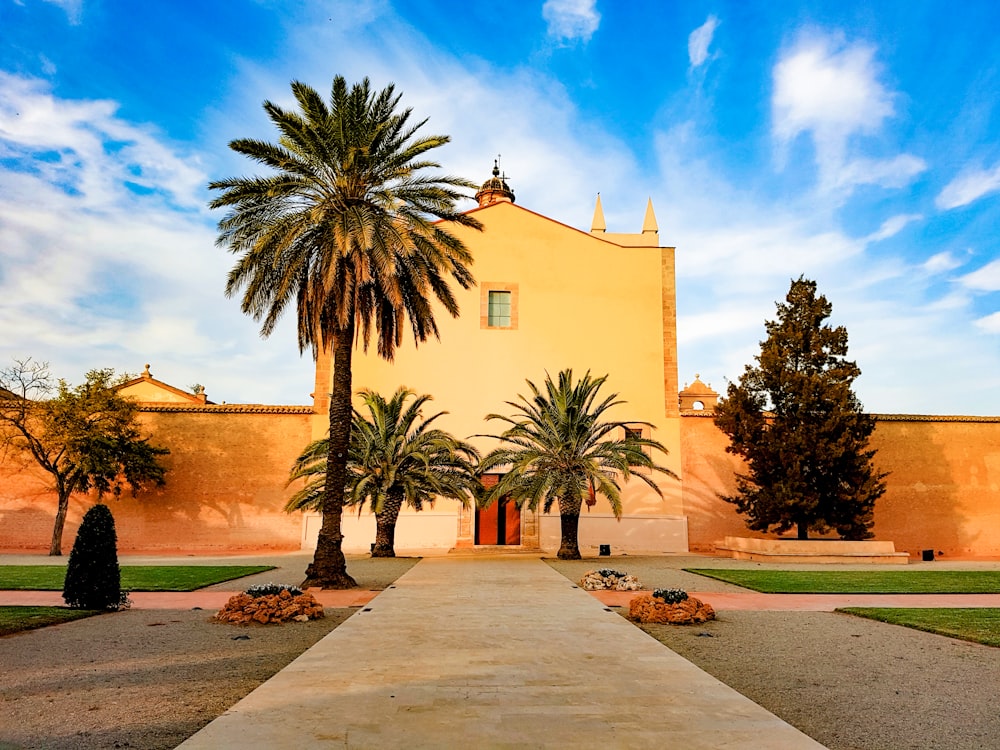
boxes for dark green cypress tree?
[62,503,128,610]
[714,277,887,540]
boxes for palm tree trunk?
[797,521,809,540]
[49,484,71,556]
[557,497,582,559]
[372,490,404,557]
[303,327,358,589]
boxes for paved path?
[177,556,824,749]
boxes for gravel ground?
[4,553,999,750]
[0,554,418,750]
[547,555,1000,750]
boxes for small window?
[624,426,643,442]
[623,425,651,472]
[488,291,511,327]
[480,283,518,330]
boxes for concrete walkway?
[178,556,825,749]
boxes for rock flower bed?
[214,583,326,625]
[579,568,644,591]
[627,588,715,625]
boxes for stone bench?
[716,536,910,564]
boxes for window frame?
[480,282,519,330]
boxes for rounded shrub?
[62,503,129,610]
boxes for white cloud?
[936,162,1000,210]
[0,73,205,211]
[865,213,922,243]
[542,0,600,43]
[922,251,962,274]
[959,259,1000,291]
[975,312,1000,333]
[0,72,315,405]
[688,15,719,68]
[41,0,81,24]
[772,34,925,197]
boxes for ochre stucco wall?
[681,413,1000,559]
[0,407,313,553]
[321,201,685,528]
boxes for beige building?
[308,165,687,555]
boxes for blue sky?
[1,0,999,413]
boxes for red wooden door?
[475,498,521,545]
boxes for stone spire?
[642,198,658,234]
[590,193,606,233]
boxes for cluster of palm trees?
[210,75,674,586]
[284,371,675,561]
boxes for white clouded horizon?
[2,8,999,415]
[688,15,719,68]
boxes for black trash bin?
[599,544,611,556]
[921,549,934,561]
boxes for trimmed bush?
[62,504,129,610]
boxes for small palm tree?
[210,76,480,587]
[287,388,480,557]
[480,369,677,559]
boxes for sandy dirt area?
[0,554,418,750]
[547,555,1000,750]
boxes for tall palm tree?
[286,388,480,557]
[480,369,677,559]
[210,76,480,587]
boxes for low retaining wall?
[717,536,910,564]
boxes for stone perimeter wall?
[3,407,1000,557]
[681,413,1000,559]
[0,406,313,553]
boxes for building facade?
[2,168,1000,558]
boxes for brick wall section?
[0,406,314,554]
[681,412,1000,558]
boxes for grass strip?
[0,565,274,592]
[839,607,1000,648]
[684,569,1000,594]
[0,606,100,636]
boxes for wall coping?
[138,404,315,414]
[680,411,1000,424]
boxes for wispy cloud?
[41,0,82,24]
[959,258,1000,291]
[936,162,1000,209]
[975,311,1000,333]
[922,251,963,274]
[0,73,205,210]
[865,213,922,243]
[688,15,719,68]
[542,0,600,43]
[771,33,925,197]
[0,72,313,404]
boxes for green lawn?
[684,569,1000,594]
[839,607,1000,648]
[0,606,100,636]
[0,565,274,592]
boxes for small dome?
[475,160,515,207]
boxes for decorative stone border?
[716,536,910,564]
